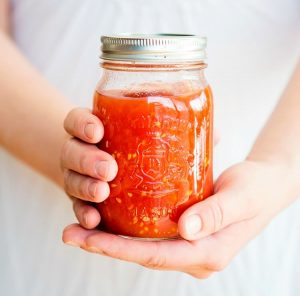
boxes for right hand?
[61,108,118,229]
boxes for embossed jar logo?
[139,138,169,181]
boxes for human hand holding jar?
[62,35,298,278]
[62,34,214,239]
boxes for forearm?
[0,0,10,34]
[0,31,72,187]
[248,61,300,194]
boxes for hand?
[61,107,220,230]
[63,159,297,278]
[61,108,118,229]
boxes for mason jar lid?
[101,34,207,63]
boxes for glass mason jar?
[93,34,213,239]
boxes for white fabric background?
[1,0,300,295]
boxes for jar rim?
[101,61,207,71]
[101,33,207,63]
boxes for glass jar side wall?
[93,65,213,239]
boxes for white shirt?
[1,0,300,295]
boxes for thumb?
[178,191,248,241]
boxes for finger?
[63,224,190,269]
[64,170,110,202]
[62,224,99,247]
[61,139,118,181]
[82,231,208,271]
[63,218,259,275]
[73,199,101,229]
[64,108,104,143]
[62,224,234,275]
[178,189,251,241]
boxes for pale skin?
[1,1,300,279]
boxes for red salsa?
[93,81,213,238]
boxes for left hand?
[62,159,297,278]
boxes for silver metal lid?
[101,34,207,63]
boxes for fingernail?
[88,182,97,198]
[185,215,202,236]
[84,123,95,139]
[65,241,80,247]
[83,211,89,226]
[95,160,109,179]
[85,246,102,253]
